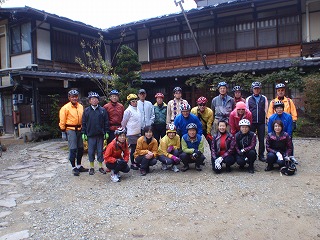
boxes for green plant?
[303,72,320,123]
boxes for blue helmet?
[251,82,262,89]
[88,92,100,99]
[217,82,228,89]
[110,89,119,95]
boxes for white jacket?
[137,100,155,128]
[121,105,141,136]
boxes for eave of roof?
[140,57,320,80]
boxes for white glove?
[215,157,223,170]
[276,152,283,161]
[241,149,246,153]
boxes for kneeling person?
[103,127,130,182]
[235,119,257,173]
[158,124,181,172]
[180,123,205,172]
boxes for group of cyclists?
[59,81,298,183]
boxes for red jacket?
[104,139,129,164]
[229,108,252,136]
[103,102,124,131]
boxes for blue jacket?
[268,112,293,136]
[82,105,109,137]
[174,113,203,136]
[246,94,268,124]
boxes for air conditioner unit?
[18,94,24,103]
[12,94,18,100]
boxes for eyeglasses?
[130,100,137,103]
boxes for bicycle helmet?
[251,82,262,89]
[196,96,208,105]
[88,92,100,98]
[127,93,138,101]
[173,87,182,94]
[68,89,79,96]
[273,100,284,109]
[115,127,126,136]
[232,85,242,92]
[186,123,197,130]
[180,103,191,111]
[239,119,251,126]
[109,89,119,95]
[155,93,164,98]
[166,124,177,134]
[275,83,286,89]
[217,81,228,89]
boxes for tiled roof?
[141,58,320,80]
[17,70,105,80]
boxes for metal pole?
[174,0,209,69]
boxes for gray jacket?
[211,95,235,121]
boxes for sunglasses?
[130,100,137,102]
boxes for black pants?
[153,124,166,143]
[211,155,236,173]
[130,144,137,165]
[180,152,205,167]
[251,123,265,157]
[266,152,286,167]
[135,155,157,171]
[236,149,256,168]
[105,160,130,174]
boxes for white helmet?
[239,119,251,126]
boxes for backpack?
[280,157,296,176]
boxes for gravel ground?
[0,137,319,240]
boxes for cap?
[138,89,146,94]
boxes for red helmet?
[155,93,164,98]
[196,96,208,105]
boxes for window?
[198,28,215,53]
[166,34,180,58]
[236,22,255,49]
[11,22,31,54]
[151,37,165,60]
[278,16,300,44]
[182,32,197,56]
[217,25,235,52]
[257,19,277,47]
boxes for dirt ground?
[0,137,319,240]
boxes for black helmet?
[275,83,286,89]
[273,100,284,109]
[186,123,197,130]
[68,89,79,96]
[232,85,242,92]
[115,127,126,136]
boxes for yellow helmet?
[127,93,138,101]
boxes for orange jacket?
[267,97,297,121]
[59,102,83,131]
[134,136,159,159]
[104,139,129,164]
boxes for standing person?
[246,82,268,162]
[174,103,203,137]
[137,89,155,134]
[121,93,141,170]
[265,120,293,171]
[103,89,124,144]
[232,85,246,104]
[180,123,206,172]
[211,120,236,173]
[82,92,109,175]
[104,127,130,183]
[134,126,158,176]
[234,119,257,173]
[191,96,214,147]
[153,92,167,143]
[268,101,293,137]
[229,101,252,136]
[166,87,188,125]
[267,83,298,131]
[158,124,181,172]
[59,89,88,176]
[211,81,235,133]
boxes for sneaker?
[172,165,179,173]
[89,168,95,175]
[181,165,189,172]
[78,166,89,172]
[106,168,111,172]
[195,165,202,171]
[140,169,147,176]
[264,165,274,171]
[226,165,232,172]
[72,168,80,176]
[131,164,139,170]
[111,174,120,182]
[161,163,168,170]
[99,167,106,174]
[259,156,266,162]
[248,168,254,174]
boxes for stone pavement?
[0,141,68,240]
